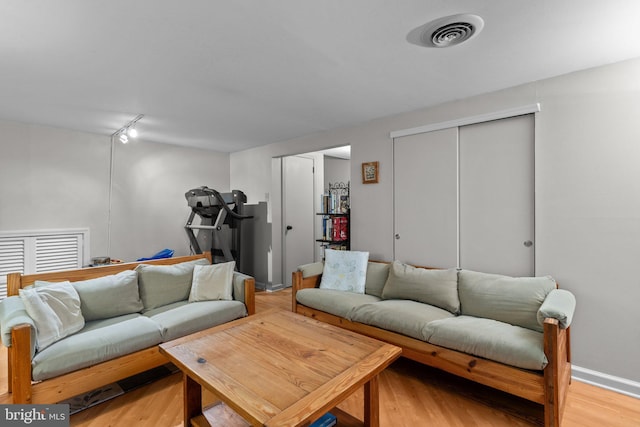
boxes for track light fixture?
[112,114,144,144]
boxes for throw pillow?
[381,261,460,314]
[19,281,85,351]
[189,261,235,302]
[319,249,369,294]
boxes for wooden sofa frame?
[292,269,572,427]
[5,253,256,404]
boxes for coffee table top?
[159,309,401,426]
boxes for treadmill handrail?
[209,188,253,220]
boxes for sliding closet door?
[393,128,458,267]
[459,114,535,276]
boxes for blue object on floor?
[310,412,337,427]
[136,248,174,261]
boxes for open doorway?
[280,146,350,287]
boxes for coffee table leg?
[364,375,380,427]
[184,373,203,426]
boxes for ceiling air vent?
[407,14,484,48]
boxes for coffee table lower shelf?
[191,401,248,427]
[192,402,364,427]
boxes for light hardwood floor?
[1,288,638,426]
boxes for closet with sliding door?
[393,113,535,276]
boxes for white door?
[283,156,315,286]
[394,127,458,268]
[459,115,535,276]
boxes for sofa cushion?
[136,258,209,311]
[144,300,247,341]
[53,270,143,321]
[189,261,235,302]
[365,262,390,298]
[319,249,369,294]
[348,300,454,341]
[296,288,380,318]
[20,281,85,351]
[381,262,460,314]
[31,314,163,381]
[423,315,547,370]
[458,270,556,332]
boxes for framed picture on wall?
[361,161,379,184]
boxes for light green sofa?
[0,253,255,404]
[292,260,575,427]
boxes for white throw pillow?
[19,281,85,351]
[319,249,369,294]
[189,261,235,302]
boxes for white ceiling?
[2,1,640,152]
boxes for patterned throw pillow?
[319,249,369,294]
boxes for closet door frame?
[391,104,539,274]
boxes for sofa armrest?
[292,262,324,312]
[0,296,37,356]
[538,289,576,329]
[297,261,324,279]
[232,272,256,315]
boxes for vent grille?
[36,236,81,272]
[430,22,476,47]
[407,13,484,48]
[0,239,25,274]
[0,229,88,299]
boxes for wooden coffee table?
[159,309,401,427]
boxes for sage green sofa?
[292,260,576,427]
[0,253,255,404]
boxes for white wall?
[0,121,110,256]
[231,57,640,387]
[535,61,640,384]
[109,138,230,261]
[0,120,230,263]
[324,156,350,190]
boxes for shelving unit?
[317,182,350,255]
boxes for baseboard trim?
[266,283,290,292]
[253,281,290,292]
[572,365,640,399]
[253,281,267,291]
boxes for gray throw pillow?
[381,261,460,314]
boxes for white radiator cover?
[0,229,89,298]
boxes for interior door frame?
[281,154,317,287]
